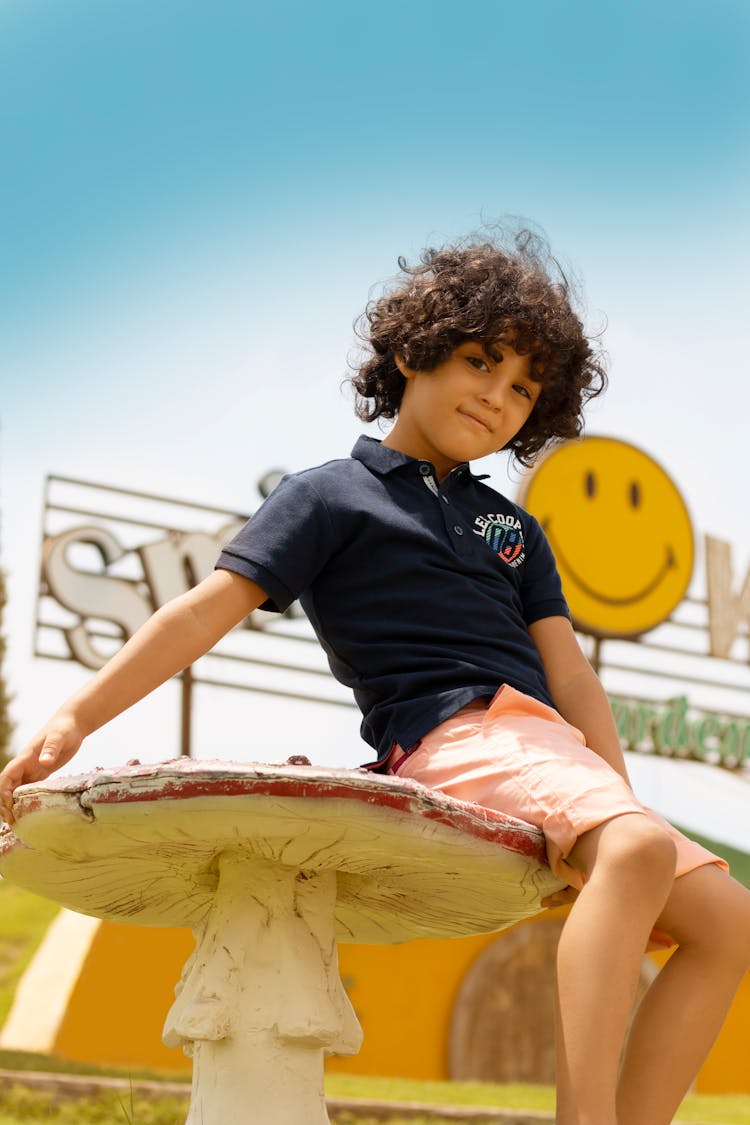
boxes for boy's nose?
[479,380,506,411]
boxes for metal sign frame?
[35,475,750,768]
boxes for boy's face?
[383,341,541,480]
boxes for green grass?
[0,879,59,1024]
[327,1075,750,1123]
[675,1097,750,1125]
[0,1054,748,1125]
[327,1073,556,1111]
[0,1065,745,1124]
[0,1083,188,1124]
[0,1048,190,1085]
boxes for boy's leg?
[391,692,746,1120]
[616,863,750,1125]
[554,812,677,1125]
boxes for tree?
[0,570,14,768]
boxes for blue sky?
[3,0,748,345]
[2,0,749,842]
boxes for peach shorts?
[388,685,727,890]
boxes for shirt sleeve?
[215,473,337,613]
[518,513,571,625]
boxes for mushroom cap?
[0,760,563,943]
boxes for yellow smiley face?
[518,436,695,637]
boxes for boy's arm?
[528,615,631,786]
[0,569,267,823]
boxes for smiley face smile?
[544,526,676,607]
[519,436,695,637]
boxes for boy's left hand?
[0,712,85,825]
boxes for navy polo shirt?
[216,436,570,767]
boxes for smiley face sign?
[519,436,695,637]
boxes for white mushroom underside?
[1,764,562,943]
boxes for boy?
[2,233,749,1125]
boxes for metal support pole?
[180,666,193,757]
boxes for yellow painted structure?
[695,954,750,1092]
[645,945,750,1095]
[331,928,750,1095]
[28,913,750,1094]
[519,437,695,637]
[54,922,193,1073]
[334,932,500,1081]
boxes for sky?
[1,0,749,845]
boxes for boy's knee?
[584,814,677,888]
[612,817,677,892]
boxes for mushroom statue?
[0,758,564,1124]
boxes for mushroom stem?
[162,849,362,1124]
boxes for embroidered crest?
[473,512,526,567]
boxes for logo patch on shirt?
[473,513,526,567]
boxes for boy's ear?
[394,354,414,379]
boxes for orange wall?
[645,944,750,1094]
[329,932,498,1080]
[54,921,193,1072]
[52,918,750,1093]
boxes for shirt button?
[419,463,432,476]
[453,525,464,535]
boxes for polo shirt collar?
[351,435,487,481]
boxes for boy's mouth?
[458,409,493,433]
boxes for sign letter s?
[42,527,152,670]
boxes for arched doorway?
[449,915,658,1083]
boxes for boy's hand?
[0,572,269,827]
[0,713,84,826]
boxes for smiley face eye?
[629,481,641,508]
[584,471,596,498]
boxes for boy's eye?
[513,384,532,399]
[467,355,490,372]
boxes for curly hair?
[350,229,607,467]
